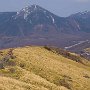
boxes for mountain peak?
[22,4,40,11]
[17,4,42,14]
[70,11,90,18]
[14,4,56,24]
[16,4,45,19]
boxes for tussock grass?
[0,76,48,90]
[0,46,90,90]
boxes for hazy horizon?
[0,0,90,17]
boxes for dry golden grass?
[85,48,90,51]
[0,46,90,90]
[0,76,49,90]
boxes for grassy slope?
[0,46,90,90]
[85,48,90,52]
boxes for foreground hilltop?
[0,46,90,90]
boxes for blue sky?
[0,0,90,16]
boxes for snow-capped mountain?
[12,4,59,27]
[15,5,56,23]
[70,11,90,18]
[0,5,62,37]
[0,5,90,51]
[69,11,90,32]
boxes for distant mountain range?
[0,5,90,53]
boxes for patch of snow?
[24,13,28,19]
[73,20,80,30]
[78,11,89,16]
[77,24,80,30]
[25,6,29,9]
[85,53,90,56]
[23,8,31,19]
[16,11,20,15]
[44,11,46,13]
[35,5,37,9]
[81,11,89,14]
[65,40,89,50]
[50,15,55,24]
[22,8,26,12]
